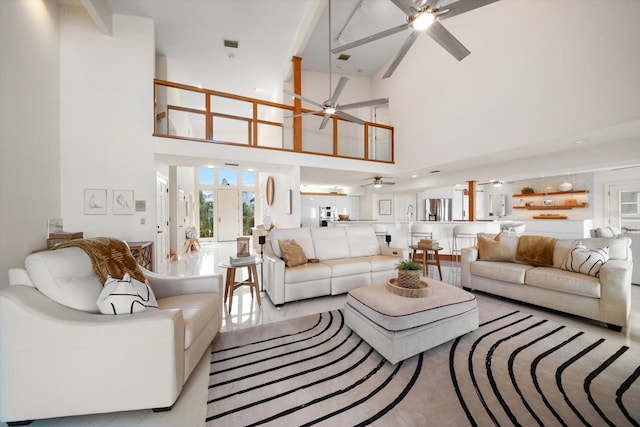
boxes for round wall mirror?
[266,176,275,206]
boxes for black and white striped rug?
[207,309,639,426]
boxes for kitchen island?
[329,219,593,255]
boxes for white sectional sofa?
[264,226,403,305]
[461,235,633,330]
[1,245,223,425]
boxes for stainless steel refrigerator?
[425,198,452,221]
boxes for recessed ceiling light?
[411,174,418,178]
[253,87,262,93]
[575,139,588,144]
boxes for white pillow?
[561,243,609,277]
[97,274,159,315]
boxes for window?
[198,167,214,185]
[620,191,640,217]
[218,169,237,186]
[242,191,255,236]
[199,190,214,238]
[242,170,255,186]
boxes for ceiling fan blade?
[331,23,410,54]
[319,114,332,130]
[382,30,420,79]
[334,110,365,125]
[391,0,420,16]
[284,90,324,109]
[284,110,323,119]
[425,20,470,61]
[383,182,396,185]
[329,76,349,105]
[339,98,388,110]
[438,0,500,21]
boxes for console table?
[127,241,153,271]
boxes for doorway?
[156,174,169,273]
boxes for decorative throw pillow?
[477,233,513,262]
[278,239,308,268]
[515,235,557,266]
[97,274,159,315]
[561,242,609,277]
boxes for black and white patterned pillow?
[97,273,159,314]
[561,242,609,277]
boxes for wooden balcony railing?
[153,79,394,163]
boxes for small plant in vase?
[521,186,535,194]
[395,260,423,289]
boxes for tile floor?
[6,241,638,426]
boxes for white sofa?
[0,246,223,425]
[461,235,633,330]
[264,226,403,305]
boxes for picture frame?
[379,199,392,216]
[84,189,107,215]
[113,190,134,215]
[285,189,292,214]
[236,237,250,257]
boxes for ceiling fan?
[331,0,500,79]
[361,177,396,188]
[286,0,388,130]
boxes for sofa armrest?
[264,252,285,305]
[143,269,223,299]
[8,268,35,287]
[379,244,404,257]
[0,285,184,421]
[598,259,633,326]
[461,247,479,288]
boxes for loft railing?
[153,79,394,163]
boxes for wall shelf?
[513,203,589,210]
[512,189,589,197]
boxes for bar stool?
[451,224,478,265]
[410,223,433,246]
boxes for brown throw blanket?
[515,235,557,266]
[54,237,146,284]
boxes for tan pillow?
[515,235,557,266]
[278,239,308,268]
[477,233,513,262]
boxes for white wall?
[259,169,300,229]
[376,0,640,175]
[59,9,156,241]
[0,0,60,287]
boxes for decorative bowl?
[338,214,350,221]
[558,182,573,192]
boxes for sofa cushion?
[525,267,600,298]
[311,227,351,260]
[360,255,401,273]
[470,261,534,284]
[97,273,159,314]
[553,236,631,268]
[515,235,557,266]
[25,247,103,313]
[283,263,332,284]
[278,239,308,268]
[345,226,381,257]
[157,292,220,350]
[477,233,517,262]
[269,228,316,260]
[321,258,370,276]
[561,243,609,277]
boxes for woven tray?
[386,278,432,298]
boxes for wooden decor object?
[266,176,275,206]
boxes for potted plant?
[521,186,535,194]
[395,260,423,289]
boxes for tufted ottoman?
[344,279,478,364]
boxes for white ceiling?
[77,0,640,191]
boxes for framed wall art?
[379,199,392,216]
[113,190,134,215]
[84,189,107,215]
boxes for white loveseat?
[0,245,223,425]
[264,226,403,305]
[461,235,633,330]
